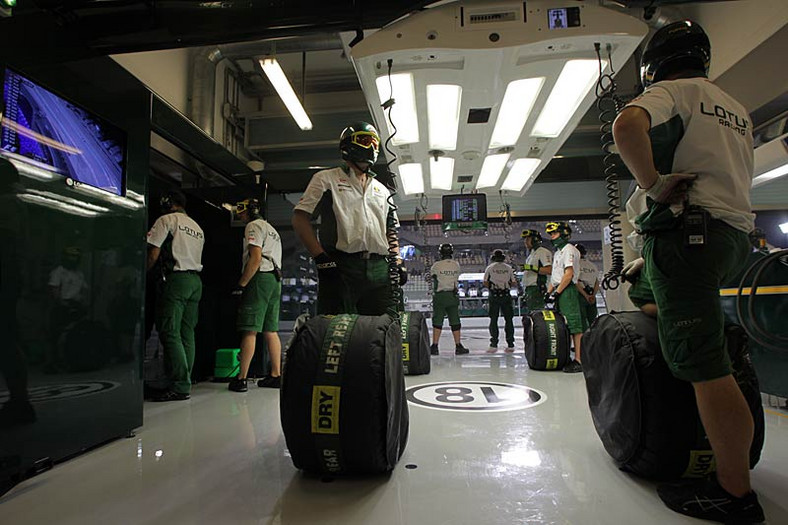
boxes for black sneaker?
[430,344,439,356]
[257,375,281,389]
[455,344,469,355]
[657,477,765,524]
[228,376,248,392]
[151,390,190,402]
[563,360,583,373]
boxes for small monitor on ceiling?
[441,193,488,232]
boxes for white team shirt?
[577,259,599,290]
[626,77,754,233]
[48,266,87,301]
[430,259,461,292]
[484,262,515,290]
[550,243,581,287]
[295,166,397,255]
[147,211,204,271]
[242,218,282,272]
[524,246,553,287]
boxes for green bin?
[214,348,240,382]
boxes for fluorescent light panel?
[398,163,424,195]
[430,157,454,190]
[489,78,544,148]
[501,158,541,192]
[779,222,788,234]
[476,154,510,189]
[427,84,462,150]
[259,58,313,131]
[752,162,788,187]
[376,74,419,145]
[531,59,606,138]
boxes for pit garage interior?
[0,1,787,524]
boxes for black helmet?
[439,243,453,259]
[491,249,505,262]
[575,243,587,257]
[545,221,572,238]
[340,121,380,166]
[160,189,186,211]
[521,229,543,244]
[236,198,262,218]
[641,20,710,88]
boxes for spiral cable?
[595,43,626,291]
[381,59,403,318]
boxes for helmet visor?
[351,131,379,150]
[545,222,559,234]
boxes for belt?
[333,250,386,260]
[259,269,277,275]
[175,270,200,274]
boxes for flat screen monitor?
[441,193,487,231]
[1,68,126,195]
[547,7,581,29]
[399,244,416,261]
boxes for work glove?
[621,257,645,283]
[314,252,340,280]
[644,173,697,204]
[544,290,560,305]
[523,264,540,273]
[398,265,408,286]
[231,285,245,297]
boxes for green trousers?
[317,253,391,316]
[488,291,514,346]
[523,286,545,312]
[156,272,202,394]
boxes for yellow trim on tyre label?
[311,385,341,434]
[546,358,558,370]
[542,310,555,321]
[683,450,716,478]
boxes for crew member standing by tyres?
[429,243,468,355]
[228,199,283,392]
[292,121,405,316]
[483,250,518,353]
[612,20,764,523]
[574,244,599,327]
[146,190,204,402]
[544,221,586,373]
[520,230,553,312]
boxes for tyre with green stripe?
[400,311,430,375]
[522,310,570,370]
[280,314,409,474]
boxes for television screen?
[1,68,126,195]
[399,245,416,260]
[442,193,487,223]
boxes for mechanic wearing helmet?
[544,221,585,374]
[292,121,404,315]
[520,229,553,311]
[429,243,468,355]
[483,249,518,353]
[146,190,205,402]
[612,21,763,522]
[574,244,599,327]
[228,198,283,392]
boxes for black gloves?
[398,265,408,286]
[315,252,340,280]
[231,285,245,297]
[544,290,560,305]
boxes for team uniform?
[237,218,282,333]
[484,261,516,349]
[523,246,552,311]
[576,257,599,325]
[430,259,461,331]
[628,77,753,382]
[295,166,397,315]
[550,243,587,335]
[147,211,205,395]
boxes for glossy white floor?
[2,327,787,525]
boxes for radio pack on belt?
[522,310,570,370]
[683,206,708,247]
[280,314,409,475]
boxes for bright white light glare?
[259,58,313,130]
[18,193,100,217]
[27,189,110,213]
[489,78,545,148]
[476,154,510,189]
[430,156,454,190]
[500,158,542,192]
[779,222,788,234]
[531,59,606,138]
[752,162,788,187]
[427,84,462,150]
[155,450,163,458]
[501,448,542,468]
[376,74,419,145]
[398,163,424,195]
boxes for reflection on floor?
[2,327,787,524]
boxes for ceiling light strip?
[476,153,510,189]
[430,156,454,190]
[500,158,541,192]
[752,162,788,187]
[489,77,544,148]
[427,84,462,151]
[376,73,419,145]
[399,163,424,195]
[259,58,313,131]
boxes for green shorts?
[628,275,656,308]
[237,271,281,333]
[433,290,461,329]
[642,220,749,382]
[556,285,587,334]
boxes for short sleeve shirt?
[484,262,515,289]
[524,246,553,287]
[147,212,204,271]
[430,259,461,292]
[48,266,87,301]
[242,218,282,272]
[625,78,754,233]
[577,259,599,289]
[294,166,397,255]
[550,243,581,287]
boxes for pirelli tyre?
[399,311,431,375]
[582,311,764,481]
[522,310,570,370]
[280,314,409,475]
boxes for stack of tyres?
[522,310,570,370]
[399,311,430,375]
[281,314,409,475]
[582,311,764,480]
